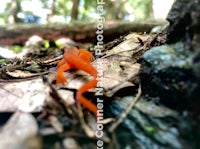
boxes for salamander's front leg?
[57,59,65,68]
[56,63,71,86]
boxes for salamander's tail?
[76,79,98,115]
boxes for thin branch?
[109,83,142,133]
[77,103,95,138]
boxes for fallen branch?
[109,83,142,133]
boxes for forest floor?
[0,20,199,149]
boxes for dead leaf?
[0,78,50,112]
[6,70,47,78]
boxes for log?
[0,21,166,45]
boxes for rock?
[63,138,81,149]
[0,111,41,149]
[0,47,17,59]
[141,42,200,114]
[143,42,193,72]
[25,35,43,46]
[108,98,182,149]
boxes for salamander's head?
[78,49,94,63]
[64,47,79,55]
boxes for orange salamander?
[56,47,98,115]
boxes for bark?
[8,0,18,24]
[47,0,56,23]
[71,0,80,20]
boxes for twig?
[42,75,74,117]
[77,103,95,138]
[109,83,142,133]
